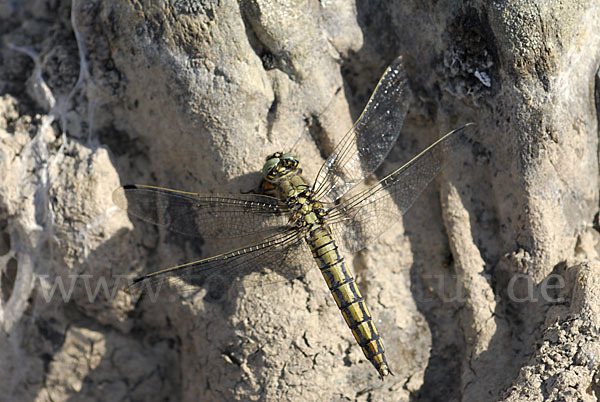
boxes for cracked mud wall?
[1,1,599,401]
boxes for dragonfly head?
[262,152,300,182]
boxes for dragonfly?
[113,56,474,379]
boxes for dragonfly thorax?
[262,152,300,182]
[263,163,328,232]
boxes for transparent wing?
[113,184,290,239]
[127,229,316,297]
[312,56,412,203]
[326,124,475,253]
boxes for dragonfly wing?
[127,228,315,298]
[113,184,290,239]
[312,56,412,203]
[327,124,475,253]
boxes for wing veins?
[312,56,412,203]
[128,228,303,295]
[113,184,291,238]
[324,124,474,253]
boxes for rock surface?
[1,0,599,401]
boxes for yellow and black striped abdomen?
[306,226,391,378]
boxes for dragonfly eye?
[281,153,299,169]
[265,152,282,161]
[262,157,280,179]
[262,152,300,181]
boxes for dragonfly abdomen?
[306,226,391,378]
